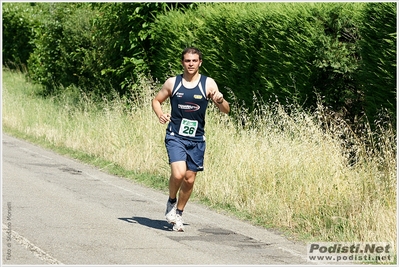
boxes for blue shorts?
[165,133,206,172]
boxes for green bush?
[149,2,366,117]
[305,3,364,120]
[358,2,397,126]
[91,2,170,97]
[26,2,185,98]
[198,3,268,106]
[2,3,39,68]
[27,3,96,96]
[3,2,396,126]
[148,6,201,81]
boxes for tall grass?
[2,68,396,249]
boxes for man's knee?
[171,173,185,182]
[170,161,187,180]
[184,171,197,186]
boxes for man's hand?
[158,113,171,124]
[211,91,224,104]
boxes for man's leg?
[173,169,197,232]
[169,161,187,199]
[165,161,186,224]
[177,170,197,211]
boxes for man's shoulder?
[204,76,217,86]
[163,76,179,90]
[165,76,177,82]
[166,74,184,84]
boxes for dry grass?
[2,68,396,249]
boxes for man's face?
[181,53,202,75]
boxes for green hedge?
[22,3,190,98]
[150,3,366,116]
[358,2,397,125]
[2,2,396,125]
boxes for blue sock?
[168,197,177,204]
[176,209,183,216]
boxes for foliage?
[2,2,396,127]
[26,3,97,96]
[148,6,202,81]
[21,2,196,98]
[309,3,364,123]
[358,2,397,126]
[150,3,368,120]
[91,2,170,97]
[2,3,39,68]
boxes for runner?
[152,47,230,231]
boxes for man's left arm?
[207,78,230,114]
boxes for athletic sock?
[176,209,183,216]
[168,197,177,204]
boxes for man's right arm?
[152,77,174,124]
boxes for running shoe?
[173,214,184,232]
[165,200,177,224]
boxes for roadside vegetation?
[3,69,396,262]
[2,1,396,264]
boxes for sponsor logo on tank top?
[178,102,200,112]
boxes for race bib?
[178,118,198,137]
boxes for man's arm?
[152,77,174,124]
[207,78,230,114]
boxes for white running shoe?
[165,201,177,224]
[173,214,184,232]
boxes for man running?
[152,47,230,231]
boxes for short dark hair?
[181,47,203,61]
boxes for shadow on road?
[118,216,172,231]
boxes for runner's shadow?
[118,216,172,231]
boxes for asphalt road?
[2,133,313,265]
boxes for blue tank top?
[167,74,209,141]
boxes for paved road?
[2,133,312,265]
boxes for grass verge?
[2,68,396,264]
